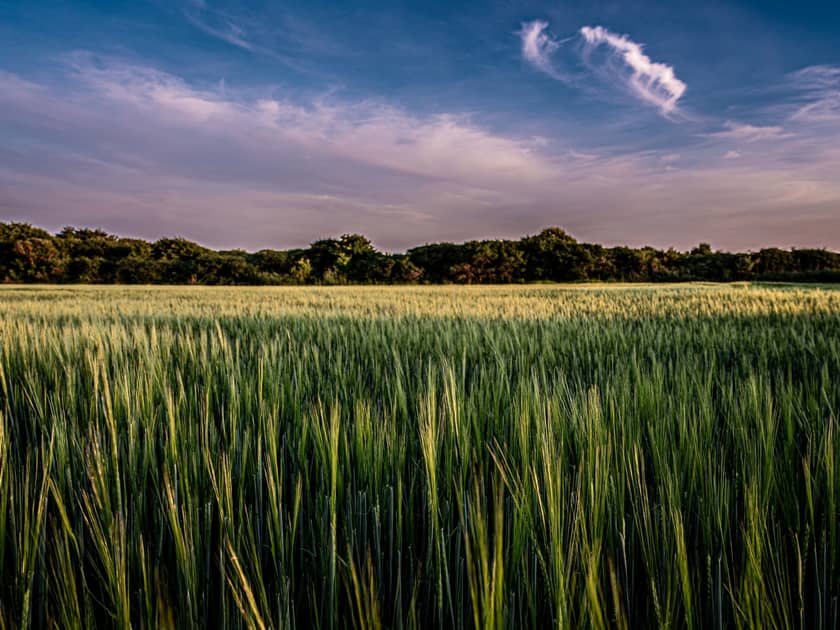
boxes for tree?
[307,234,379,283]
[521,228,588,281]
[0,223,51,242]
[10,238,65,282]
[609,247,647,281]
[389,256,423,283]
[2,221,840,286]
[151,238,210,283]
[290,257,313,283]
[754,248,795,275]
[407,243,470,283]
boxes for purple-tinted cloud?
[788,65,840,124]
[706,121,792,142]
[1,57,840,251]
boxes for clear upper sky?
[1,0,839,251]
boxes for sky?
[1,0,839,252]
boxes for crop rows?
[0,285,838,628]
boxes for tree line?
[2,222,839,285]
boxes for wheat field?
[0,284,838,629]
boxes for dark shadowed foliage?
[2,223,840,285]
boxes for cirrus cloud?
[579,26,686,116]
[519,21,565,80]
[518,22,687,117]
[706,121,792,142]
[788,65,840,124]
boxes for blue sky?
[1,0,839,250]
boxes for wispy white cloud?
[788,65,840,124]
[519,22,688,117]
[706,121,791,142]
[183,9,254,51]
[579,26,686,115]
[794,65,840,86]
[179,4,332,75]
[724,150,741,159]
[58,57,554,185]
[519,21,564,79]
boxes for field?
[1,284,839,629]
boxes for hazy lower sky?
[1,0,839,251]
